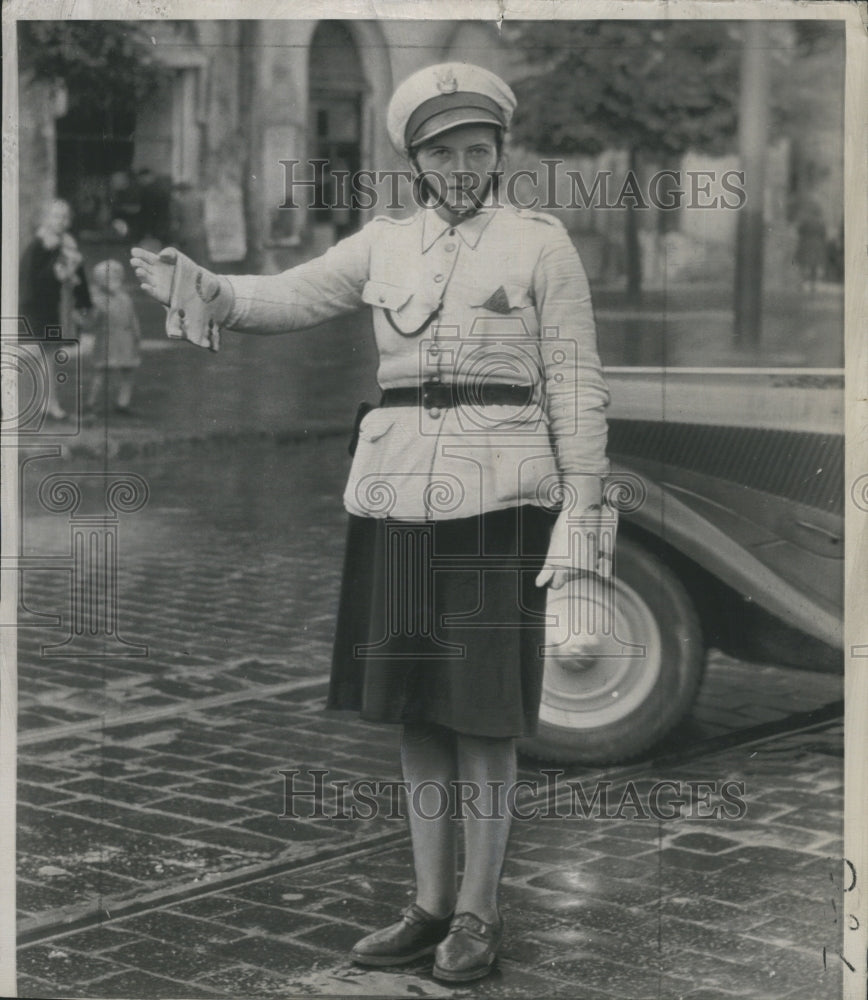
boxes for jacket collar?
[421,205,497,252]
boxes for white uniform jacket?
[169,205,610,521]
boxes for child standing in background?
[86,259,142,416]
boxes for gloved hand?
[130,246,175,305]
[130,246,233,352]
[535,497,618,590]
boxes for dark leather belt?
[380,382,535,409]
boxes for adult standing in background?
[19,198,91,420]
[796,198,827,292]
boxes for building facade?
[17,18,844,288]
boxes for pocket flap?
[362,280,414,312]
[473,283,533,312]
[358,408,395,443]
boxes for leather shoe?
[351,903,453,966]
[432,911,503,982]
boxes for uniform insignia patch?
[435,67,459,94]
[480,286,511,314]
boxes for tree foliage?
[505,20,741,159]
[18,21,162,108]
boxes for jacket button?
[445,242,456,252]
[428,407,442,419]
[378,295,386,303]
[434,274,445,283]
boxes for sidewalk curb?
[23,424,355,463]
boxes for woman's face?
[43,201,71,236]
[413,124,502,214]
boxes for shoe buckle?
[450,912,500,940]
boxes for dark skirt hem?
[326,505,556,739]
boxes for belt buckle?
[422,381,446,409]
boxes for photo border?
[1,1,865,996]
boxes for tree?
[18,22,166,238]
[18,21,162,107]
[238,21,265,273]
[506,21,741,301]
[733,21,770,346]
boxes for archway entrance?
[308,21,368,238]
[55,93,136,237]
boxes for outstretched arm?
[131,227,371,348]
[130,246,232,351]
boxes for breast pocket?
[361,280,414,312]
[362,279,439,334]
[472,283,534,314]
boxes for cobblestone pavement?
[14,435,846,999]
[16,441,353,729]
[17,710,845,1000]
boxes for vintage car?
[523,366,844,764]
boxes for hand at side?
[535,503,618,590]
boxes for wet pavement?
[14,435,846,999]
[16,693,845,999]
[10,281,848,997]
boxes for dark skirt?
[327,505,557,738]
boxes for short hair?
[40,198,71,225]
[91,259,125,289]
[410,124,504,159]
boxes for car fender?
[610,459,843,650]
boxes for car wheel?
[521,536,704,765]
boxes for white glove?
[130,246,233,352]
[535,500,618,590]
[130,246,174,304]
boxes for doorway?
[308,22,368,237]
[55,90,137,239]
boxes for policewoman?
[131,62,613,984]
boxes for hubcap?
[538,576,662,729]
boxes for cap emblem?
[435,67,459,94]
